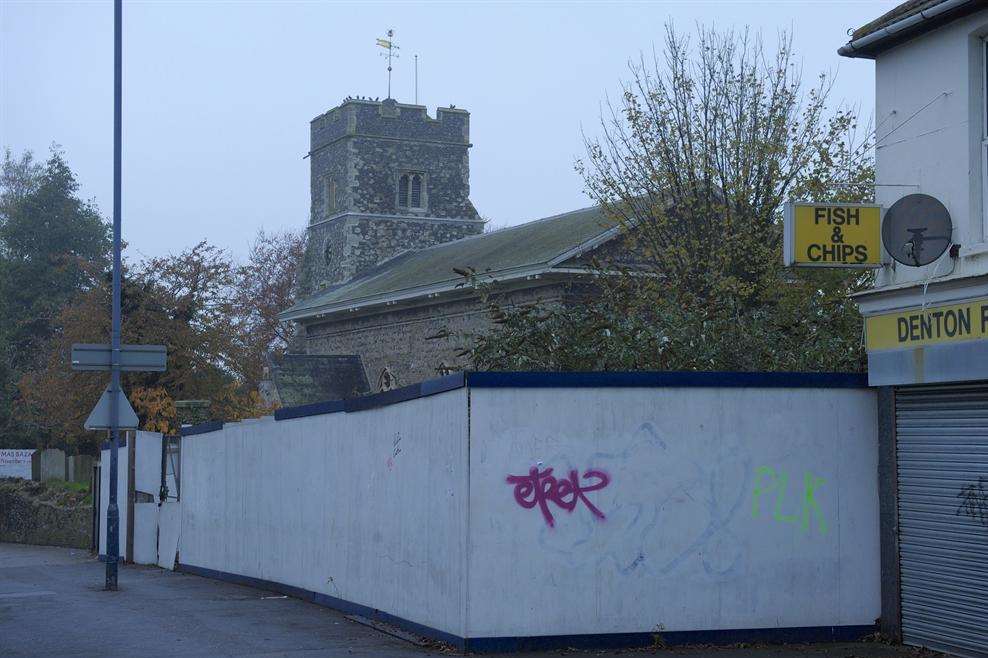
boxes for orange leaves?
[129,387,177,435]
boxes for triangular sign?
[85,385,140,430]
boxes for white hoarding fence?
[122,372,880,651]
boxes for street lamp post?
[105,0,123,591]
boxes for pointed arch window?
[398,174,410,208]
[397,171,426,210]
[410,174,422,208]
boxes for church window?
[378,366,398,392]
[410,174,423,208]
[398,174,410,207]
[325,178,337,215]
[397,171,426,210]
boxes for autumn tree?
[232,228,306,389]
[18,230,302,453]
[465,26,873,373]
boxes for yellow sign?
[866,297,988,351]
[783,202,882,268]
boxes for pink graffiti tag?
[505,466,610,527]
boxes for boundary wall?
[104,372,881,652]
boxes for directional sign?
[84,385,140,430]
[783,202,883,268]
[71,343,167,372]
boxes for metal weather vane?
[376,29,399,99]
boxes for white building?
[841,2,988,656]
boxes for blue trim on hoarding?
[197,370,866,434]
[468,624,877,653]
[419,371,465,396]
[180,421,224,437]
[465,370,868,389]
[175,562,873,653]
[272,372,466,421]
[273,398,345,421]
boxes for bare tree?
[579,25,872,297]
[464,25,873,374]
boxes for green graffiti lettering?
[802,472,827,535]
[772,470,799,524]
[751,466,777,518]
[752,466,828,536]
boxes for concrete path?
[0,542,938,658]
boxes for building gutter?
[838,0,976,59]
[279,263,578,323]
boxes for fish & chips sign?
[783,202,882,268]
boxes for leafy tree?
[18,231,299,452]
[232,228,306,389]
[0,148,111,448]
[464,26,873,373]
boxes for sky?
[1,0,899,262]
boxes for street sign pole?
[106,0,123,592]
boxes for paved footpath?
[0,543,939,658]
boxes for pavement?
[0,542,941,658]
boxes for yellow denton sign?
[783,202,882,268]
[866,297,988,351]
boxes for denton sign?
[784,202,882,268]
[866,296,988,351]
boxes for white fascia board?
[853,271,988,315]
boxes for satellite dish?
[881,193,952,266]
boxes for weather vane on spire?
[376,29,399,99]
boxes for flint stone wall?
[0,478,90,549]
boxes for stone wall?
[300,98,483,294]
[0,478,91,549]
[303,283,572,390]
[300,214,483,294]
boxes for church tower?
[298,97,484,295]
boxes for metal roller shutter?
[896,384,988,658]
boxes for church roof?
[281,205,620,322]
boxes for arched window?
[378,366,398,392]
[410,174,422,208]
[397,171,426,210]
[398,174,409,207]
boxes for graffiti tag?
[751,466,828,535]
[506,466,610,527]
[956,477,988,527]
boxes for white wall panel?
[178,389,470,637]
[132,503,158,565]
[466,387,880,638]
